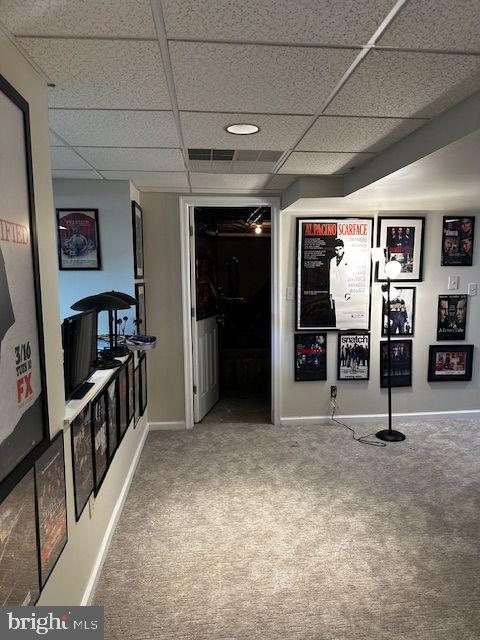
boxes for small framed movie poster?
[118,365,128,440]
[106,377,118,462]
[0,468,40,605]
[140,355,147,416]
[337,332,370,381]
[135,282,146,335]
[294,333,327,382]
[127,357,135,425]
[92,392,108,494]
[34,431,68,588]
[428,345,473,382]
[437,294,467,341]
[376,217,425,281]
[56,208,101,270]
[381,286,416,337]
[134,365,141,427]
[70,405,94,521]
[132,201,144,279]
[441,216,475,266]
[380,339,412,388]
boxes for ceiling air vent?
[188,148,234,161]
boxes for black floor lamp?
[376,259,406,443]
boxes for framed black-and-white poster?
[437,294,467,341]
[34,431,67,588]
[70,405,94,521]
[380,340,412,388]
[296,218,373,331]
[56,209,101,270]
[0,467,40,605]
[441,216,475,266]
[106,377,118,462]
[294,333,327,381]
[92,392,108,495]
[132,201,144,279]
[134,365,141,427]
[118,365,128,440]
[428,345,473,382]
[337,332,370,381]
[0,74,50,498]
[140,355,147,416]
[381,286,416,337]
[376,217,425,281]
[135,282,146,335]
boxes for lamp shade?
[71,293,130,312]
[101,290,136,306]
[385,259,402,279]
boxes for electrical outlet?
[330,385,337,399]
[448,275,459,290]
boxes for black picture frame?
[380,339,412,388]
[337,331,370,381]
[34,431,68,589]
[381,286,416,337]
[437,294,468,341]
[132,201,144,279]
[134,365,141,427]
[70,405,94,522]
[296,217,374,331]
[294,333,327,381]
[140,354,147,416]
[0,72,50,502]
[135,282,146,335]
[118,364,129,441]
[56,208,101,270]
[106,375,119,463]
[0,466,40,605]
[376,217,425,282]
[428,345,474,382]
[91,391,108,496]
[441,216,475,267]
[127,356,135,425]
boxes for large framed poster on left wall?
[0,73,49,501]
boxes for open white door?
[189,207,219,422]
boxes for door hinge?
[189,225,194,237]
[193,384,197,394]
[191,307,195,318]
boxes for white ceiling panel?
[325,50,480,118]
[0,0,155,38]
[18,38,171,109]
[297,115,427,153]
[49,110,179,147]
[76,147,185,171]
[49,130,64,146]
[100,171,189,188]
[51,147,92,170]
[170,41,357,114]
[190,173,271,190]
[162,0,393,46]
[52,169,101,179]
[379,0,480,52]
[278,151,374,175]
[181,111,311,150]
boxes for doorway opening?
[191,206,272,425]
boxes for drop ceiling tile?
[297,115,427,153]
[51,147,92,170]
[162,0,393,46]
[100,171,189,188]
[18,38,171,109]
[49,110,179,147]
[325,50,480,118]
[180,111,310,150]
[49,130,64,146]
[170,41,357,114]
[76,147,185,171]
[379,0,480,52]
[52,169,101,179]
[0,0,155,38]
[278,151,374,175]
[190,173,271,190]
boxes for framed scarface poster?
[0,73,49,495]
[296,218,373,331]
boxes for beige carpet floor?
[94,419,480,639]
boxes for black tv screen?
[62,311,97,400]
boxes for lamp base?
[376,429,406,442]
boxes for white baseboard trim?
[280,409,480,426]
[81,423,149,605]
[148,421,186,430]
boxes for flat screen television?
[62,310,98,400]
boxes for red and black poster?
[296,218,373,331]
[294,333,327,381]
[71,405,94,521]
[57,209,101,270]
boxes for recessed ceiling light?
[226,123,259,135]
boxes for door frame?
[179,195,281,429]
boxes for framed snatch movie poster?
[0,72,49,498]
[337,332,370,381]
[56,208,101,270]
[296,218,373,331]
[376,217,425,281]
[132,201,144,279]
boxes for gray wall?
[53,179,135,334]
